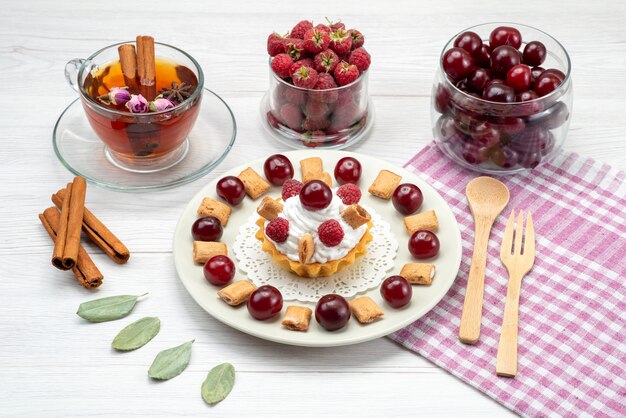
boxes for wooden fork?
[496,210,535,378]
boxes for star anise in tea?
[159,82,194,104]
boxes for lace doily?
[233,206,398,302]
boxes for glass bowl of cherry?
[431,23,572,174]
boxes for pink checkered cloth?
[389,143,626,418]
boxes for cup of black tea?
[65,38,203,173]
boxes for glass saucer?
[53,88,237,192]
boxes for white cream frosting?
[263,190,367,263]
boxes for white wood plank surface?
[1,0,624,416]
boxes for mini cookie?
[193,241,227,264]
[281,306,312,331]
[257,197,283,221]
[349,296,384,324]
[298,233,314,264]
[400,263,436,285]
[238,167,270,199]
[404,210,439,234]
[217,280,257,306]
[341,204,371,229]
[368,170,402,200]
[197,197,232,226]
[300,157,323,183]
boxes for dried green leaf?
[201,363,235,405]
[148,340,194,380]
[77,293,147,323]
[112,317,160,351]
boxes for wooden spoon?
[459,176,510,345]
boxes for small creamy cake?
[255,180,372,278]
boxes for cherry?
[534,73,561,97]
[516,90,539,102]
[216,176,246,205]
[434,84,451,114]
[392,183,423,215]
[435,116,459,142]
[490,45,521,78]
[517,148,542,169]
[471,121,501,147]
[203,255,235,286]
[247,285,283,320]
[263,154,294,186]
[497,117,526,135]
[334,157,362,185]
[455,79,469,92]
[380,276,412,308]
[408,230,440,258]
[454,31,483,56]
[491,146,519,168]
[506,64,531,92]
[530,67,545,86]
[466,68,491,93]
[542,68,565,82]
[473,44,492,68]
[526,101,569,129]
[461,142,491,164]
[442,47,474,81]
[482,82,515,103]
[191,216,223,241]
[300,180,332,210]
[523,41,547,66]
[489,26,522,49]
[315,294,351,331]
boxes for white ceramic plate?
[173,150,462,347]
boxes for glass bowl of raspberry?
[431,23,572,174]
[261,20,374,149]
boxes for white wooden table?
[1,0,624,416]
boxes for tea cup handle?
[64,58,86,92]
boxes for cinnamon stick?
[117,44,138,93]
[52,177,86,270]
[136,35,156,100]
[52,188,130,264]
[40,207,103,288]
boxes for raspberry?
[349,47,371,72]
[315,24,331,34]
[336,184,361,204]
[331,100,360,128]
[318,219,344,247]
[290,20,313,39]
[301,131,325,147]
[325,18,345,31]
[349,29,364,49]
[271,53,293,79]
[314,49,339,73]
[302,116,331,132]
[267,111,280,128]
[267,32,287,56]
[303,28,331,55]
[266,217,290,243]
[329,29,353,56]
[281,179,303,200]
[334,61,360,86]
[304,99,329,119]
[283,87,307,105]
[310,73,339,104]
[292,66,319,89]
[284,38,306,60]
[290,58,314,77]
[279,103,303,130]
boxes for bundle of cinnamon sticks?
[38,176,130,289]
[118,35,156,100]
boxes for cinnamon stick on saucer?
[118,44,139,93]
[136,35,156,100]
[40,207,103,288]
[52,188,130,264]
[52,177,86,270]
